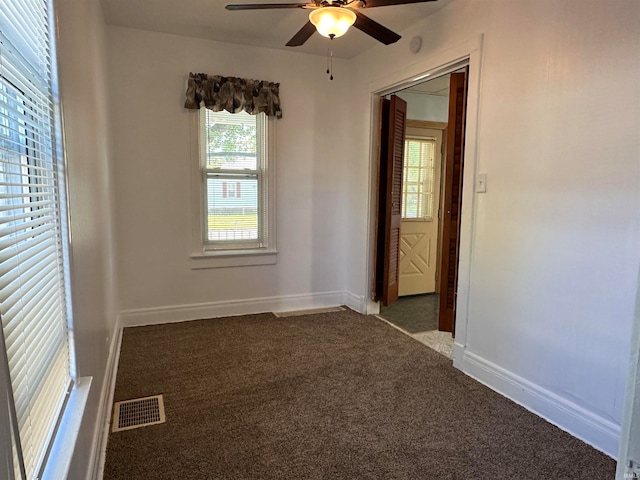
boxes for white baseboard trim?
[452,341,465,370]
[461,350,620,458]
[344,292,367,313]
[88,317,123,480]
[119,291,356,327]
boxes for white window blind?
[0,0,72,478]
[402,137,436,220]
[201,109,269,249]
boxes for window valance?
[184,73,282,119]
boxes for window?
[0,0,74,478]
[192,108,276,267]
[402,137,437,220]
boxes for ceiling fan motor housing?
[309,6,357,39]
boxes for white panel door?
[399,125,443,296]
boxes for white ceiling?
[100,0,450,58]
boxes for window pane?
[206,177,258,242]
[402,138,436,220]
[202,109,269,249]
[0,0,72,476]
[406,142,421,166]
[205,110,257,170]
[405,194,418,218]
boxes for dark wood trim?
[373,98,389,301]
[438,71,468,333]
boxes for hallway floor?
[379,294,453,359]
[379,294,439,333]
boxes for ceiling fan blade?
[286,21,316,46]
[225,3,310,10]
[358,0,437,7]
[352,10,401,45]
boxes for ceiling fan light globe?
[309,7,356,39]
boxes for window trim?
[189,109,277,269]
[39,377,91,480]
[0,0,82,476]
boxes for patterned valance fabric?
[184,73,282,119]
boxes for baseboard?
[461,350,620,458]
[344,292,367,313]
[119,291,354,327]
[452,341,465,369]
[88,317,123,480]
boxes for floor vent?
[112,395,165,432]
[274,306,345,318]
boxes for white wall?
[106,27,352,321]
[347,0,640,457]
[54,0,119,477]
[396,92,448,122]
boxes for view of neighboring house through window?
[402,137,437,220]
[201,109,270,250]
[0,0,73,478]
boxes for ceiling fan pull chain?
[326,48,334,80]
[326,48,330,75]
[330,49,334,80]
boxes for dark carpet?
[380,294,439,333]
[104,309,615,479]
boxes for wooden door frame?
[364,35,483,367]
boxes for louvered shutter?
[374,95,407,306]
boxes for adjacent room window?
[0,0,73,478]
[402,137,437,220]
[199,109,273,251]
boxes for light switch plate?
[476,173,487,193]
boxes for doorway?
[375,70,468,358]
[364,35,482,368]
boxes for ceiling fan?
[225,0,438,47]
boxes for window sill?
[190,249,278,269]
[41,376,92,480]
